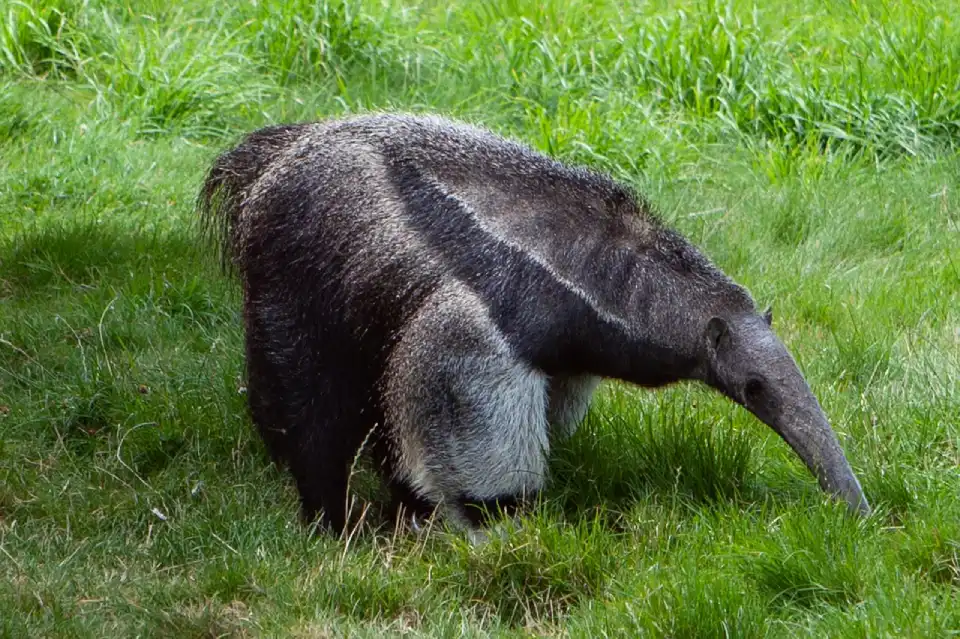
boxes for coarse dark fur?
[198,113,869,536]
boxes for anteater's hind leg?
[284,377,378,535]
[243,301,295,466]
[383,282,551,536]
[242,293,377,535]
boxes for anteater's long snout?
[772,400,871,516]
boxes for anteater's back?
[199,113,664,342]
[198,113,747,380]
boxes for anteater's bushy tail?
[197,124,305,273]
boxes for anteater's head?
[699,307,871,516]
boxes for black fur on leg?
[281,362,383,535]
[387,479,442,527]
[242,306,294,468]
[369,431,442,528]
[242,289,383,535]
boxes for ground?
[1,0,958,636]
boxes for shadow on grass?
[546,384,758,524]
[2,222,217,298]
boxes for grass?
[1,0,958,635]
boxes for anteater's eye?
[744,378,764,402]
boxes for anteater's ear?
[763,305,773,327]
[706,316,730,353]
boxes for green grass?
[1,0,959,635]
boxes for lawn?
[1,0,959,636]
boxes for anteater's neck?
[533,227,755,389]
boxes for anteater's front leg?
[382,282,551,535]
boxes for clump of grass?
[862,462,922,521]
[550,384,755,517]
[146,601,254,639]
[3,580,76,630]
[442,515,621,626]
[80,9,271,137]
[54,378,119,456]
[894,501,960,587]
[235,0,391,86]
[615,0,960,157]
[4,222,143,294]
[0,0,88,76]
[827,315,898,392]
[0,481,14,519]
[561,511,772,638]
[628,2,767,119]
[748,503,876,609]
[315,560,420,623]
[850,2,960,132]
[764,184,824,247]
[637,567,768,638]
[0,80,38,140]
